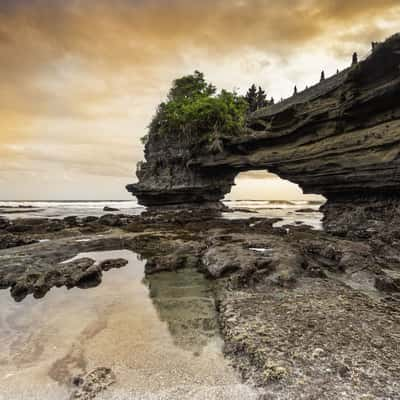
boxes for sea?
[0,199,324,230]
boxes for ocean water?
[0,200,143,219]
[223,199,324,230]
[0,199,324,229]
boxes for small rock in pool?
[100,258,128,271]
[71,367,116,399]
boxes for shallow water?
[0,200,324,230]
[223,200,323,230]
[0,250,258,399]
[0,200,143,220]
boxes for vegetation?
[245,84,269,112]
[144,72,271,150]
[147,71,247,146]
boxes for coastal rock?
[0,217,10,229]
[375,270,400,293]
[0,233,37,249]
[127,34,400,233]
[217,277,400,398]
[98,214,122,227]
[81,216,98,223]
[64,216,79,227]
[103,206,120,212]
[1,213,400,397]
[71,367,116,400]
[99,258,128,271]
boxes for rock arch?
[127,34,400,230]
[226,170,323,202]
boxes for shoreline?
[0,211,399,399]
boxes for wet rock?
[0,233,37,249]
[1,206,400,398]
[6,224,32,233]
[45,220,65,232]
[81,216,98,224]
[62,258,101,289]
[99,258,128,271]
[10,281,30,302]
[145,250,201,275]
[375,271,400,293]
[64,216,79,227]
[103,206,120,212]
[75,265,102,289]
[218,277,400,397]
[98,214,122,227]
[71,367,116,400]
[0,216,10,230]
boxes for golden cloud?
[0,0,399,187]
[0,0,398,113]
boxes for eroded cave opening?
[226,171,325,203]
[224,170,326,229]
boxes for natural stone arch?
[127,34,400,231]
[226,170,324,202]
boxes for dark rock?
[0,233,37,249]
[72,376,84,386]
[81,216,98,223]
[0,217,10,230]
[98,214,122,227]
[6,224,32,233]
[232,208,258,213]
[45,221,65,232]
[63,216,79,227]
[375,273,400,293]
[62,258,100,289]
[10,282,30,302]
[71,367,116,400]
[100,258,128,271]
[296,208,320,213]
[75,265,102,289]
[103,206,120,212]
[4,218,67,235]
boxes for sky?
[0,0,399,200]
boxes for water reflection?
[0,249,258,399]
[145,268,219,355]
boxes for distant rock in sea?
[103,206,120,212]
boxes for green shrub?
[147,71,248,146]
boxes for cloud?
[1,0,398,121]
[0,0,398,198]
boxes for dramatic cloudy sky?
[0,0,399,200]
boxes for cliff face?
[127,33,400,228]
[127,133,237,208]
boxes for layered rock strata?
[128,34,400,229]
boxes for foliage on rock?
[146,71,248,147]
[245,84,269,112]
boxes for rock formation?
[127,33,400,229]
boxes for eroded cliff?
[127,33,400,229]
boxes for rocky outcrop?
[127,34,400,229]
[1,212,400,397]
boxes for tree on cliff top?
[167,70,216,101]
[148,72,247,149]
[245,84,258,112]
[245,84,269,112]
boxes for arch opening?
[223,170,326,230]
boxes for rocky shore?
[0,210,399,399]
